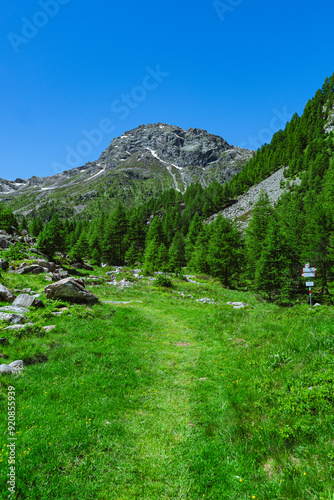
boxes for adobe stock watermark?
[7,0,70,54]
[213,0,243,21]
[52,65,170,173]
[239,107,290,150]
[7,386,16,498]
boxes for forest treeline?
[1,72,334,303]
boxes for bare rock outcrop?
[44,277,99,304]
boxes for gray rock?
[44,277,99,304]
[0,338,9,344]
[0,313,28,324]
[0,233,11,249]
[0,360,24,375]
[196,298,215,304]
[185,275,200,284]
[31,260,55,272]
[12,294,44,309]
[0,364,12,374]
[0,284,15,302]
[10,360,24,373]
[2,323,34,331]
[0,305,29,314]
[15,265,45,275]
[118,278,133,289]
[226,301,249,309]
[52,269,69,281]
[43,325,56,332]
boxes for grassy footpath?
[0,272,334,499]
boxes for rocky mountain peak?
[0,122,253,215]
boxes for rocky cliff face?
[0,123,253,215]
[97,123,253,191]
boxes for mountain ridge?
[0,123,253,217]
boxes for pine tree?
[157,243,169,271]
[28,218,43,237]
[143,237,160,274]
[207,215,243,286]
[125,211,147,262]
[19,216,28,231]
[146,216,165,247]
[185,213,203,262]
[125,244,142,266]
[189,224,212,274]
[254,216,292,300]
[245,191,274,276]
[169,231,186,273]
[103,203,128,265]
[91,247,102,266]
[37,213,65,259]
[69,232,89,262]
[0,203,18,233]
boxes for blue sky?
[1,0,334,180]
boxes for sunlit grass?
[0,269,333,498]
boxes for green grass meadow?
[0,271,334,499]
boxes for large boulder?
[44,277,99,304]
[12,294,44,309]
[0,284,15,302]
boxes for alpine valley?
[1,73,334,500]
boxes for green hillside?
[0,267,333,499]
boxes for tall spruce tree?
[185,213,203,262]
[69,232,89,263]
[0,203,18,233]
[103,203,128,265]
[207,215,243,286]
[189,224,212,274]
[143,237,160,274]
[245,191,274,277]
[169,231,186,273]
[145,216,165,247]
[37,213,65,259]
[254,216,292,300]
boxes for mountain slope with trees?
[1,72,334,303]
